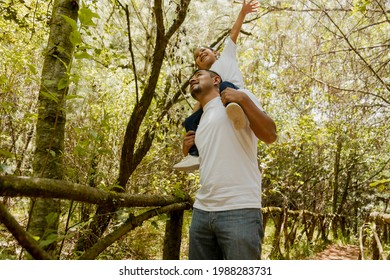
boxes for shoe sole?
[226,103,248,130]
[173,164,200,171]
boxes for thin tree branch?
[352,20,388,33]
[257,5,389,13]
[0,201,53,260]
[116,0,140,103]
[78,202,191,260]
[358,157,390,187]
[309,0,390,93]
[374,0,390,23]
[311,44,390,57]
[282,48,390,105]
[165,0,191,40]
[154,0,165,38]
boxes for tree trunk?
[27,0,79,257]
[332,139,342,214]
[163,210,184,260]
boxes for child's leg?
[173,108,202,171]
[183,108,203,156]
[219,81,239,92]
[219,82,248,130]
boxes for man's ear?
[213,75,221,86]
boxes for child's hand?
[220,88,247,106]
[241,0,260,16]
[182,131,196,155]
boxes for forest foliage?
[0,0,389,259]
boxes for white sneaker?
[226,102,248,130]
[173,155,200,171]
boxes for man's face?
[194,47,217,69]
[189,70,215,99]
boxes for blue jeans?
[189,208,264,260]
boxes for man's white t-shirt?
[194,91,262,211]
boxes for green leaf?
[39,233,58,248]
[43,79,57,87]
[61,15,77,31]
[60,15,82,46]
[352,0,370,13]
[45,212,59,227]
[65,94,84,100]
[74,51,93,60]
[31,235,40,242]
[58,77,70,90]
[69,30,82,46]
[40,91,59,103]
[79,7,100,27]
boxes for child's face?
[194,47,218,70]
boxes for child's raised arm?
[230,0,260,44]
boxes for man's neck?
[199,90,220,107]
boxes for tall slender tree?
[27,0,80,256]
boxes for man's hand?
[220,88,247,106]
[221,88,277,144]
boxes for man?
[182,69,277,260]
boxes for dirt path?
[311,244,360,260]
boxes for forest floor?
[311,244,360,260]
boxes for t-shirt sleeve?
[210,37,245,88]
[221,36,237,61]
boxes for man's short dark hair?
[190,69,222,81]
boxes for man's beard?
[190,86,201,99]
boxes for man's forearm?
[241,95,277,144]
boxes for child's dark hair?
[193,45,215,53]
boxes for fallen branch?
[0,175,189,207]
[370,212,390,225]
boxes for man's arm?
[230,0,260,44]
[221,88,277,144]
